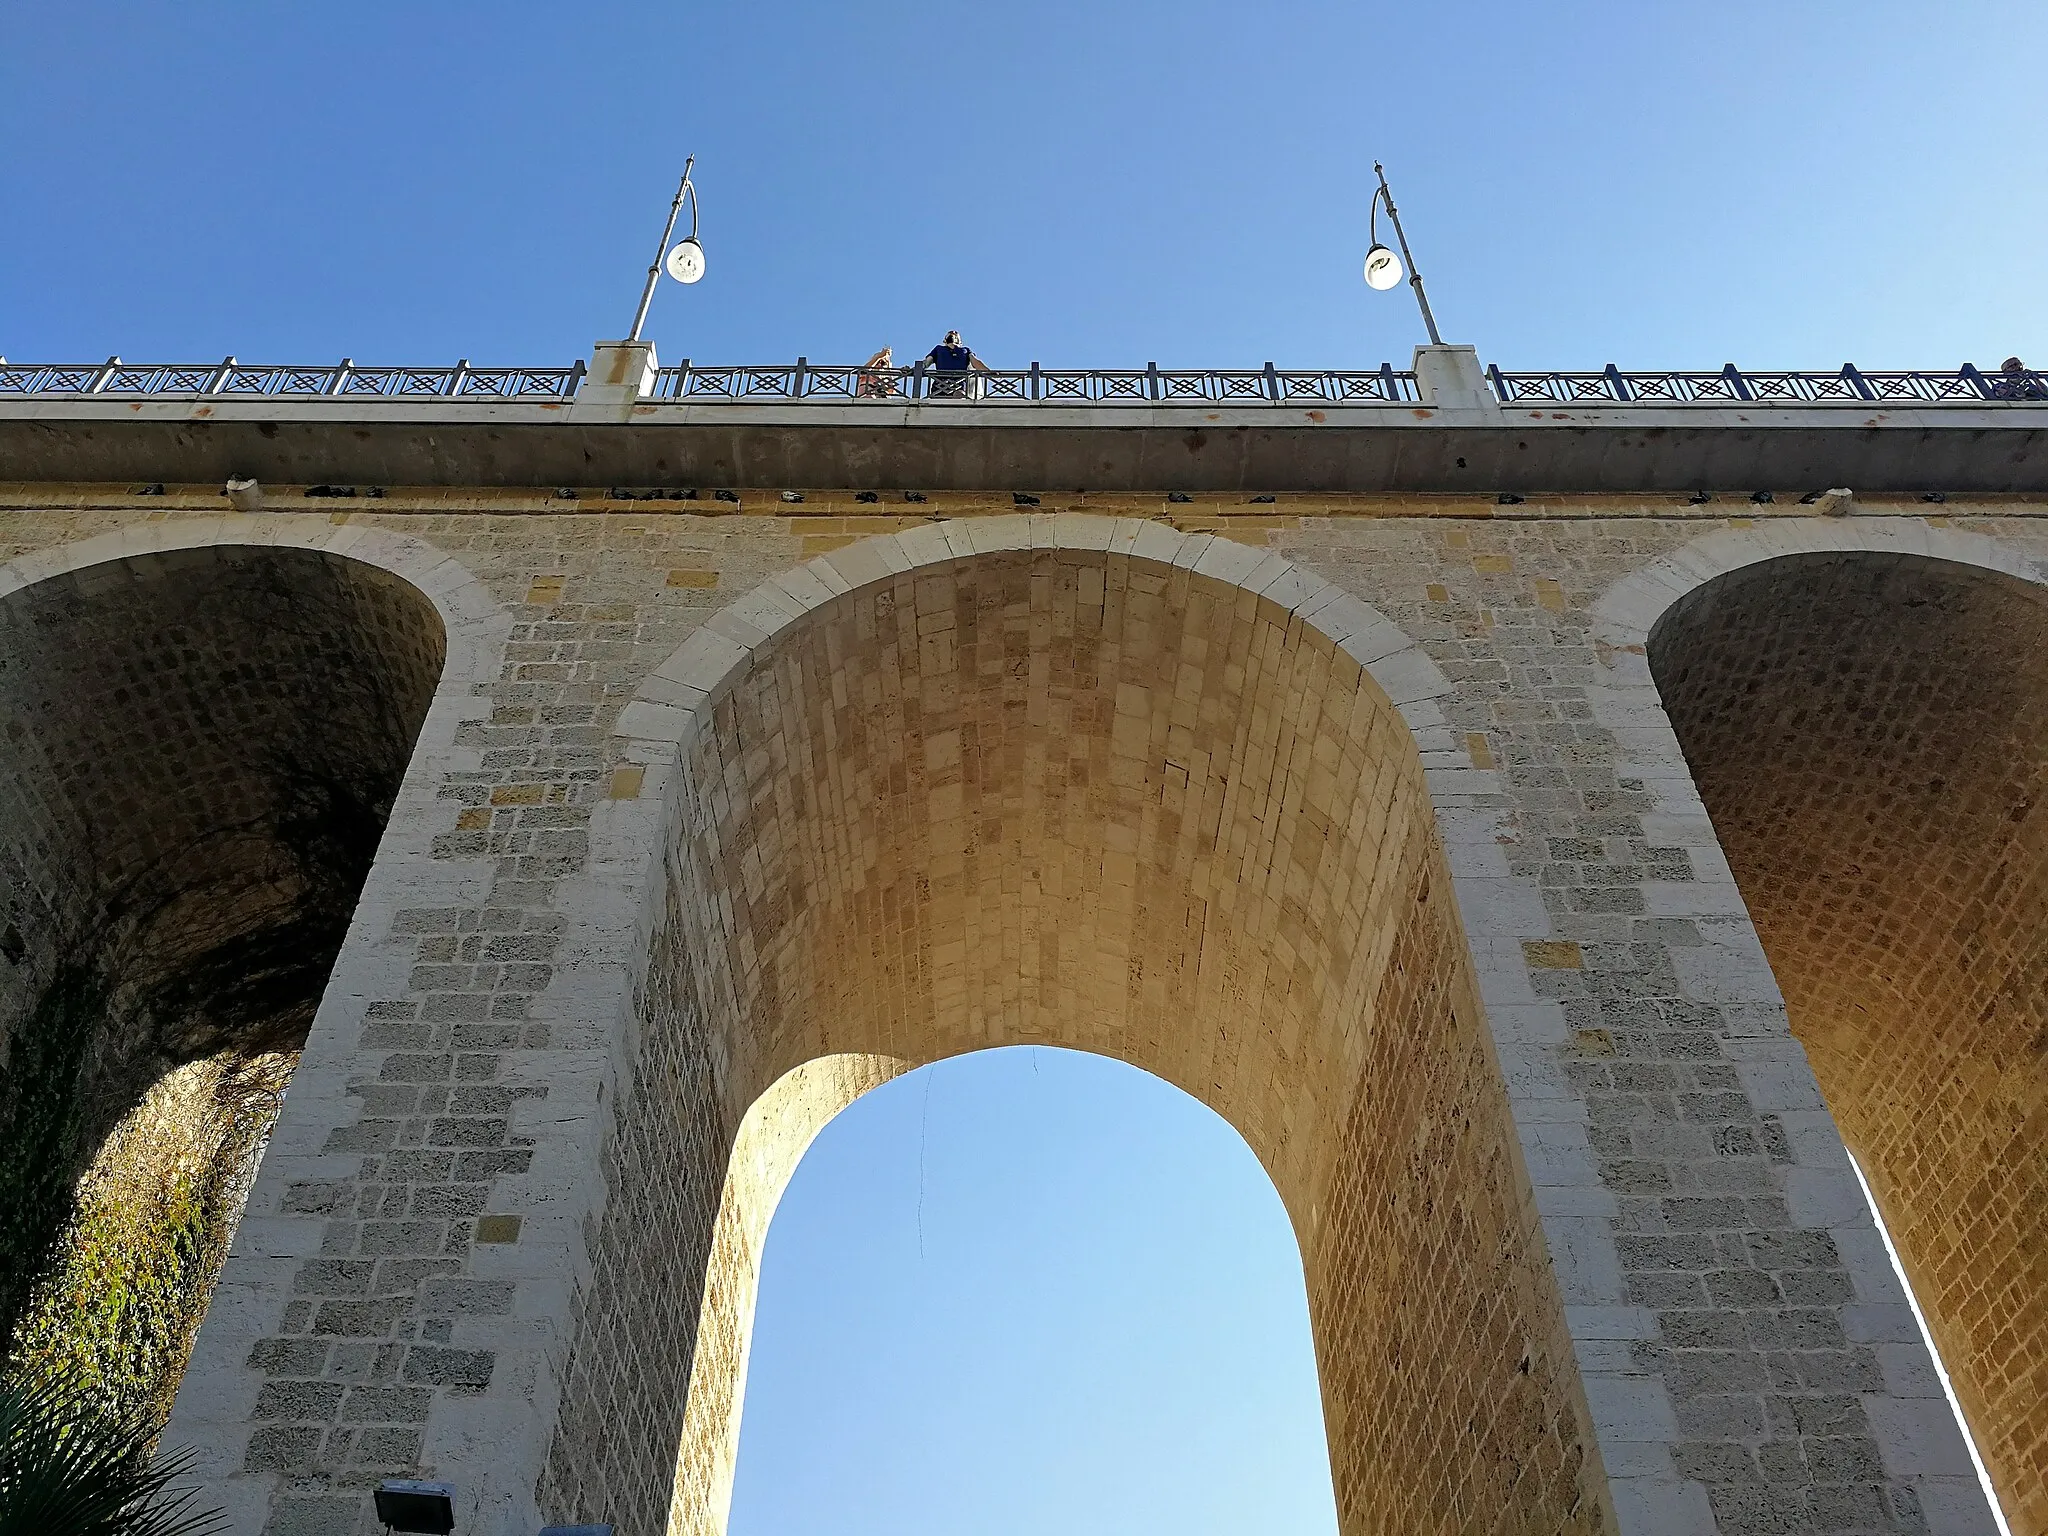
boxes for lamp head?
[665,236,706,285]
[1363,243,1403,291]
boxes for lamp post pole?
[1372,161,1443,346]
[628,155,696,344]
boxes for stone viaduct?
[0,343,2044,1535]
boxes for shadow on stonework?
[545,537,1611,1536]
[1650,550,2048,1535]
[0,544,445,1425]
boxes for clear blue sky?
[730,1049,1333,1536]
[3,5,2044,375]
[4,9,2042,1535]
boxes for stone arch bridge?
[0,365,2044,1536]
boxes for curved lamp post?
[626,156,705,344]
[1363,161,1442,345]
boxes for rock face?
[0,490,2038,1536]
[0,545,442,1416]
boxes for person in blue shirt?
[924,330,987,397]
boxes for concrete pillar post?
[1412,344,1497,412]
[577,340,658,406]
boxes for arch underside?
[0,544,444,1417]
[1652,551,2048,1534]
[547,546,1606,1536]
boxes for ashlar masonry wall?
[546,525,1604,1536]
[1649,549,2048,1533]
[0,490,2037,1536]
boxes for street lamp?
[626,156,705,345]
[1363,161,1443,345]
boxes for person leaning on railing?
[924,330,990,398]
[1990,356,2047,401]
[857,346,897,398]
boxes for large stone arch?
[0,516,502,1430]
[551,516,1609,1536]
[1593,519,2047,1534]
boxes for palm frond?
[0,1372,224,1536]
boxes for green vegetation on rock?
[1,967,291,1428]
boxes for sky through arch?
[727,1045,1340,1536]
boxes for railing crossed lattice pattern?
[1,357,2041,405]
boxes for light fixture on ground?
[373,1480,455,1534]
[626,155,705,345]
[1364,161,1443,344]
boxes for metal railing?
[1487,363,2047,406]
[645,360,1421,405]
[2,356,2042,407]
[0,358,585,401]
